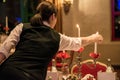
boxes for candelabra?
[89,52,100,67]
[76,52,82,80]
[75,47,84,80]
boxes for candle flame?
[76,24,79,28]
[76,24,80,37]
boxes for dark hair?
[30,1,57,26]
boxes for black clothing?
[0,23,60,80]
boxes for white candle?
[5,16,8,34]
[6,16,8,27]
[94,32,99,54]
[76,24,80,37]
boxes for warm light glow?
[71,0,73,4]
[3,0,6,3]
[76,24,80,37]
[65,0,73,4]
[62,0,73,5]
[76,24,79,28]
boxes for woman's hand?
[81,33,103,47]
[90,33,103,44]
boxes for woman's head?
[30,1,58,28]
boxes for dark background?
[0,0,41,34]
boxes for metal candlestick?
[76,52,82,80]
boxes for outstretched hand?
[90,33,103,44]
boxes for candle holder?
[56,51,71,72]
[89,52,100,67]
[89,52,100,59]
[76,54,82,80]
[3,27,9,35]
[75,47,84,80]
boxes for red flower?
[56,51,71,59]
[89,52,100,59]
[56,63,63,67]
[77,47,84,53]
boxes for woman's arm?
[59,33,103,51]
[81,33,103,47]
[0,23,23,63]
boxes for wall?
[62,0,120,65]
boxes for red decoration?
[56,51,71,59]
[89,52,100,59]
[77,47,84,53]
[72,63,106,79]
[56,63,62,67]
[3,27,9,31]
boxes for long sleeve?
[58,34,82,51]
[58,33,103,51]
[0,23,23,58]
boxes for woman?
[0,1,103,80]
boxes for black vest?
[3,23,60,80]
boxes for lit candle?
[94,32,99,54]
[76,24,80,37]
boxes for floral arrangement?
[55,51,71,70]
[56,51,71,59]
